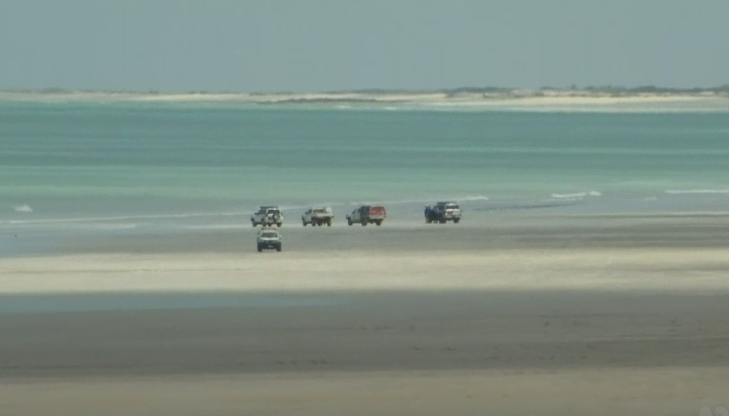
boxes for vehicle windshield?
[260,232,278,238]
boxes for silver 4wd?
[251,206,284,227]
[257,227,282,252]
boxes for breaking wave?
[346,195,489,206]
[550,191,602,199]
[664,189,729,195]
[13,204,33,213]
[4,211,250,225]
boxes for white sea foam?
[550,191,602,199]
[13,204,33,213]
[6,222,139,231]
[539,198,583,204]
[181,224,246,231]
[78,223,138,231]
[4,205,331,227]
[3,206,325,227]
[664,189,729,195]
[277,204,315,212]
[457,195,490,202]
[5,211,251,225]
[551,192,585,199]
[346,195,489,206]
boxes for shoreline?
[3,212,729,295]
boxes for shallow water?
[2,102,728,243]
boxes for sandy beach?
[1,214,729,415]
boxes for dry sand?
[1,214,729,415]
[1,248,729,294]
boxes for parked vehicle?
[302,207,334,227]
[250,206,284,227]
[257,227,282,252]
[346,205,386,226]
[424,202,461,224]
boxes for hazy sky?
[1,0,727,92]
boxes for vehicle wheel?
[454,218,460,224]
[276,246,282,252]
[257,246,263,252]
[327,220,331,227]
[361,220,367,226]
[252,222,256,227]
[311,221,316,227]
[426,217,432,224]
[347,219,352,226]
[277,222,282,227]
[376,220,382,226]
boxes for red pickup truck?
[346,205,387,226]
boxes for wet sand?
[1,214,729,415]
[40,212,729,256]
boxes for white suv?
[251,206,284,227]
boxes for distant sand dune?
[1,89,728,112]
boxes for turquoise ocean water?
[2,101,729,242]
